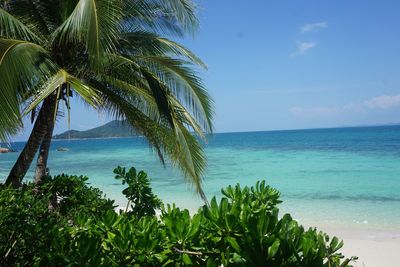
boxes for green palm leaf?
[119,31,206,68]
[1,0,213,199]
[105,54,212,132]
[165,0,199,34]
[0,38,56,140]
[136,56,213,132]
[124,0,198,36]
[4,0,78,36]
[25,69,101,114]
[52,0,123,70]
[0,7,41,42]
[92,80,207,199]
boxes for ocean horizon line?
[7,123,400,143]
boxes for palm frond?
[119,31,206,68]
[4,0,77,37]
[141,68,175,128]
[0,38,56,140]
[103,76,157,113]
[170,121,207,198]
[0,0,212,199]
[123,0,183,37]
[91,79,207,198]
[25,69,101,114]
[164,0,199,34]
[156,36,205,67]
[167,94,205,139]
[0,7,41,42]
[137,56,213,132]
[5,0,51,36]
[104,63,205,139]
[105,54,212,132]
[52,0,123,70]
[123,0,198,36]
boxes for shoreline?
[320,226,400,267]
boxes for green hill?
[53,120,136,139]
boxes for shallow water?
[1,125,400,230]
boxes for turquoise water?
[1,126,400,230]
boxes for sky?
[15,0,400,141]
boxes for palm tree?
[0,0,213,200]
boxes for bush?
[0,168,357,266]
[113,166,162,217]
[40,174,116,217]
[0,174,115,266]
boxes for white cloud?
[298,42,315,53]
[301,21,328,33]
[364,95,400,109]
[290,42,316,57]
[290,94,400,118]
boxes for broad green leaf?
[268,239,280,259]
[182,253,192,265]
[226,236,240,253]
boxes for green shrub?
[41,174,116,217]
[0,174,115,266]
[113,166,162,217]
[0,183,65,266]
[0,168,357,266]
[197,181,355,266]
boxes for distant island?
[53,120,137,139]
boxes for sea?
[1,125,400,230]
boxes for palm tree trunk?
[5,95,57,188]
[34,111,56,184]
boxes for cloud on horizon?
[290,94,400,117]
[290,42,316,57]
[301,21,328,33]
[364,94,400,109]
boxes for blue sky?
[15,0,400,140]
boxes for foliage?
[0,168,357,266]
[40,174,116,217]
[0,174,115,266]
[114,165,162,217]
[0,0,213,195]
[197,181,356,266]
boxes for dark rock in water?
[56,147,69,152]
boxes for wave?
[286,193,400,203]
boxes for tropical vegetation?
[0,166,357,266]
[0,1,359,265]
[0,0,213,201]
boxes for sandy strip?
[319,227,400,267]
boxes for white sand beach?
[322,227,400,267]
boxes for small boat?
[56,147,70,152]
[0,147,10,153]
